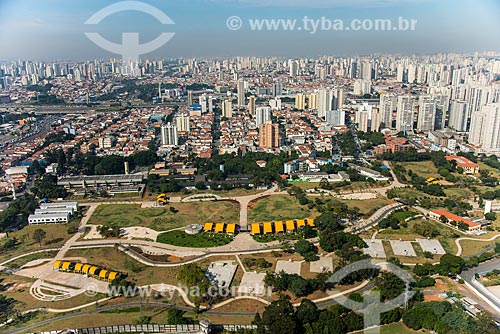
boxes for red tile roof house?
[429,209,482,233]
[445,155,480,174]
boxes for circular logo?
[226,16,243,31]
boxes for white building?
[176,113,190,133]
[448,100,469,132]
[28,213,70,224]
[222,99,233,118]
[161,122,178,146]
[469,103,500,154]
[396,96,416,133]
[417,95,437,132]
[256,107,272,127]
[325,110,345,126]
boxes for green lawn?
[0,224,74,263]
[248,195,315,222]
[401,161,439,179]
[339,197,392,216]
[89,202,239,231]
[156,230,233,248]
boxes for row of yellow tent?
[251,218,316,235]
[53,261,121,282]
[203,222,237,234]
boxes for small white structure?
[485,200,492,215]
[28,213,70,224]
[34,207,74,216]
[40,202,78,211]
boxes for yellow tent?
[215,223,225,233]
[251,223,261,235]
[108,272,118,282]
[296,219,306,228]
[82,264,91,274]
[53,260,62,270]
[74,263,83,272]
[61,262,71,271]
[307,218,316,227]
[226,224,236,234]
[89,266,99,276]
[263,222,273,234]
[286,220,295,231]
[203,222,213,232]
[275,221,284,233]
[99,270,108,280]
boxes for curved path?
[455,234,500,256]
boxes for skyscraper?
[272,82,282,97]
[259,121,280,149]
[417,96,437,132]
[161,123,178,146]
[187,90,193,106]
[237,79,246,107]
[379,93,396,129]
[318,89,333,118]
[448,100,469,132]
[396,96,416,133]
[356,103,372,132]
[256,107,272,126]
[469,103,500,154]
[176,114,190,133]
[222,99,233,118]
[289,60,298,77]
[308,93,319,110]
[295,93,306,110]
[325,110,345,126]
[248,95,256,116]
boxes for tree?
[165,308,193,325]
[294,240,316,261]
[374,272,406,301]
[32,228,47,246]
[194,182,206,190]
[255,297,298,334]
[485,212,497,221]
[314,211,343,232]
[296,299,319,325]
[437,254,466,275]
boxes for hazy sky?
[0,0,499,60]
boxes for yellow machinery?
[157,193,169,205]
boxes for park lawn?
[89,201,239,231]
[444,187,473,200]
[156,230,233,248]
[401,161,439,179]
[339,197,392,216]
[459,239,497,257]
[146,187,265,199]
[248,195,316,222]
[0,274,105,312]
[24,306,175,333]
[479,162,500,179]
[377,219,459,255]
[379,322,420,334]
[0,224,74,263]
[4,250,58,268]
[64,247,180,286]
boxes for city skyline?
[0,0,499,60]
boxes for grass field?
[339,197,392,216]
[89,202,239,231]
[0,224,74,263]
[145,186,265,199]
[248,195,315,222]
[0,274,105,311]
[156,230,233,247]
[377,219,460,255]
[459,239,496,257]
[64,247,180,286]
[401,161,439,179]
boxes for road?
[460,258,500,318]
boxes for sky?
[0,0,499,60]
